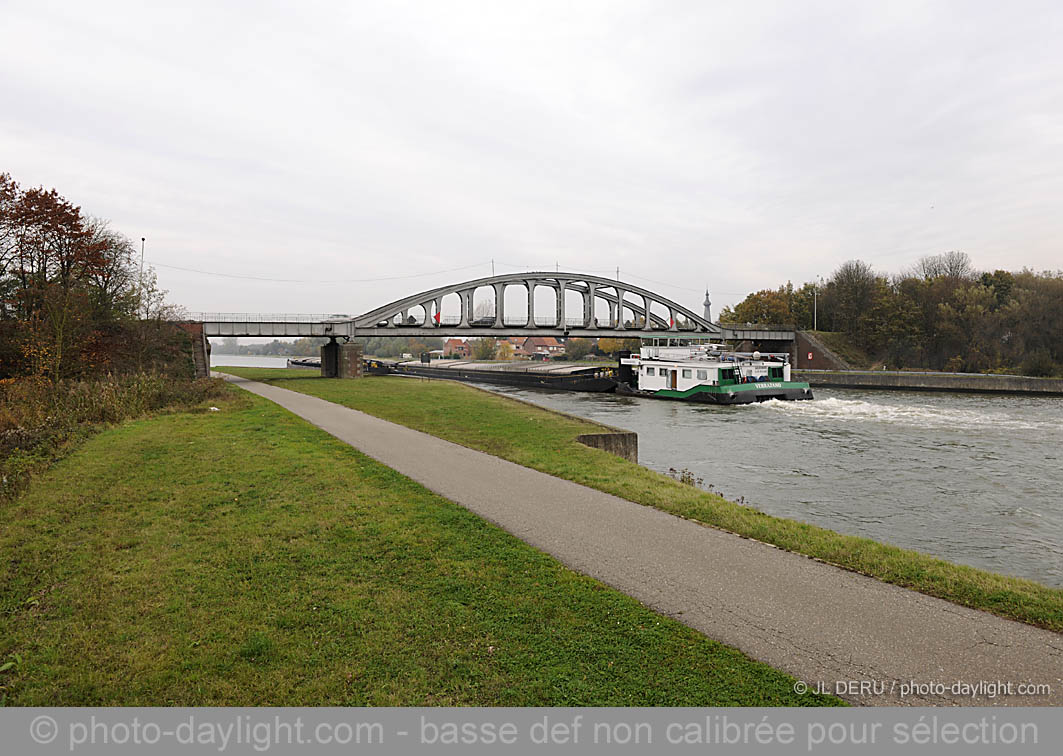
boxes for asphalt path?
[218,373,1063,705]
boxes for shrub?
[0,374,224,501]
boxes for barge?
[618,342,813,404]
[287,357,321,368]
[391,359,617,392]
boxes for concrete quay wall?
[794,370,1063,396]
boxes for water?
[474,384,1063,587]
[210,354,295,369]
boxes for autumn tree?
[563,337,593,359]
[596,337,641,355]
[723,253,1062,375]
[719,287,792,325]
[472,337,497,360]
[0,171,183,379]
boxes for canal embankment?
[0,382,831,706]
[216,367,1063,635]
[794,369,1063,395]
[218,371,1063,705]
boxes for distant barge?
[390,359,618,392]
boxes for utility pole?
[615,267,619,281]
[139,237,146,317]
[491,259,494,276]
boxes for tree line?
[719,252,1063,375]
[1,172,189,380]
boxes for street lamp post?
[813,275,824,332]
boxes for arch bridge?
[198,272,727,339]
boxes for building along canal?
[474,383,1063,589]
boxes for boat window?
[696,370,707,380]
[646,367,655,376]
[682,369,692,378]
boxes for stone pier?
[321,340,364,378]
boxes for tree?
[473,299,494,321]
[564,337,593,359]
[472,337,497,360]
[979,270,1014,309]
[496,341,514,360]
[826,260,878,335]
[914,251,975,281]
[719,288,791,325]
[597,337,641,355]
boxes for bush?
[1020,350,1059,378]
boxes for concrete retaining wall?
[575,431,639,463]
[794,370,1063,396]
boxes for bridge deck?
[194,315,794,341]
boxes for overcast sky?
[3,0,1061,318]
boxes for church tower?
[703,288,712,322]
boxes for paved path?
[219,373,1063,705]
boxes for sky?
[2,0,1061,320]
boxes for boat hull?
[617,381,813,404]
[392,363,618,393]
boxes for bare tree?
[913,251,975,280]
[473,299,495,321]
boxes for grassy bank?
[0,374,224,502]
[0,385,838,705]
[219,368,1063,634]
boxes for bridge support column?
[582,282,597,328]
[492,282,505,328]
[556,279,567,329]
[525,280,537,328]
[321,339,364,378]
[458,289,473,327]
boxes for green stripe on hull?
[653,381,810,399]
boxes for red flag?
[433,311,441,323]
[669,317,675,327]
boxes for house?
[521,336,564,359]
[504,337,530,359]
[443,338,471,358]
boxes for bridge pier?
[321,338,364,378]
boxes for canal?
[477,383,1063,588]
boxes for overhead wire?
[148,260,489,284]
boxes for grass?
[218,368,1063,634]
[0,385,839,706]
[805,331,874,369]
[0,374,224,502]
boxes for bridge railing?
[187,313,339,322]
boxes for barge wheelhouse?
[619,341,812,404]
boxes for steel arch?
[352,271,720,336]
